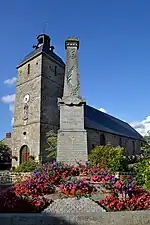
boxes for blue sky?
[0,0,150,139]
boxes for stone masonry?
[57,37,88,164]
[12,35,65,167]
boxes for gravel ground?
[42,197,106,214]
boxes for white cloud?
[1,94,15,104]
[130,116,150,136]
[99,108,107,113]
[9,104,15,114]
[1,94,15,126]
[11,117,14,126]
[4,77,17,86]
[9,104,15,126]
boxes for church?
[3,34,144,167]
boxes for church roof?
[17,45,65,68]
[85,105,144,141]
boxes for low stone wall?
[0,171,32,185]
[0,170,135,186]
[0,211,150,225]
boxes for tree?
[0,141,11,161]
[45,131,57,160]
[144,135,150,145]
[142,134,150,156]
[0,141,11,169]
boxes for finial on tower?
[65,36,79,50]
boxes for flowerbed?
[32,163,80,185]
[0,162,150,213]
[0,163,89,212]
[100,188,150,211]
[91,172,135,197]
[58,179,96,198]
[0,188,52,213]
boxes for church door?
[20,145,30,164]
[100,134,106,146]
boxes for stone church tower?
[12,34,65,167]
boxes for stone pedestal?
[57,130,88,164]
[57,97,88,164]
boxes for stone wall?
[0,171,32,185]
[12,51,65,167]
[12,55,43,167]
[40,54,65,160]
[87,128,141,155]
[0,211,150,225]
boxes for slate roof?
[17,45,65,68]
[85,105,144,141]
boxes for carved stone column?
[57,37,88,165]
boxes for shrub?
[88,145,128,172]
[45,131,57,160]
[134,159,150,186]
[14,159,40,172]
[144,180,150,190]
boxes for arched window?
[20,145,30,164]
[100,134,106,146]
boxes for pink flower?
[114,181,121,188]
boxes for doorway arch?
[20,145,30,164]
[100,134,106,146]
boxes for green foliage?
[0,141,10,154]
[144,134,150,145]
[88,145,128,172]
[142,134,150,155]
[0,141,11,162]
[142,145,150,155]
[144,180,150,190]
[14,160,40,172]
[134,159,150,186]
[45,131,57,160]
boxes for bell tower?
[12,34,65,167]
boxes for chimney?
[6,132,11,138]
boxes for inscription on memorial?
[69,48,76,59]
[67,65,74,84]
